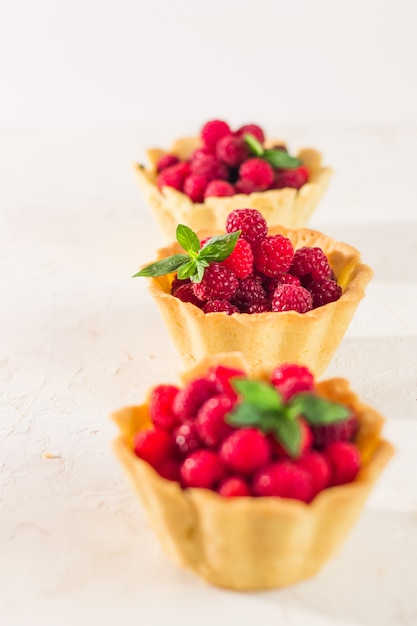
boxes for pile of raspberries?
[171,208,342,314]
[156,119,309,202]
[133,363,360,501]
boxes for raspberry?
[149,384,180,431]
[217,476,251,497]
[192,264,239,302]
[248,302,271,314]
[171,275,190,293]
[180,449,226,489]
[271,284,313,313]
[225,208,268,246]
[156,153,180,173]
[252,461,313,502]
[173,283,204,307]
[216,135,249,167]
[172,377,218,420]
[271,363,315,402]
[183,174,209,202]
[204,179,235,198]
[200,119,232,150]
[157,161,191,192]
[290,247,332,282]
[235,123,265,144]
[157,458,181,482]
[263,273,301,298]
[273,166,309,190]
[269,419,313,459]
[220,237,254,279]
[173,420,201,456]
[312,413,359,448]
[324,441,361,486]
[133,428,173,469]
[205,364,245,398]
[239,158,274,191]
[308,279,343,308]
[196,394,235,447]
[219,428,272,476]
[190,151,228,181]
[234,178,259,195]
[232,277,268,313]
[295,451,331,497]
[202,300,239,315]
[253,234,294,277]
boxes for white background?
[1,2,417,625]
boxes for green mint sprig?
[226,379,350,458]
[132,224,241,283]
[244,133,302,170]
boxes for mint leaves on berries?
[226,379,350,458]
[133,224,241,283]
[244,134,302,170]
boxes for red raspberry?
[171,275,190,293]
[157,458,181,482]
[311,413,359,448]
[183,174,209,202]
[156,153,180,173]
[149,384,180,431]
[157,161,190,192]
[173,283,204,307]
[235,123,265,144]
[239,158,274,191]
[308,278,343,308]
[204,179,235,198]
[232,277,268,313]
[271,363,315,402]
[190,151,228,182]
[220,237,254,279]
[206,364,245,398]
[290,247,332,282]
[248,302,271,314]
[225,208,268,246]
[216,134,249,167]
[173,420,201,456]
[263,273,301,298]
[271,284,313,313]
[203,300,239,315]
[219,428,272,476]
[180,449,226,489]
[252,461,313,502]
[196,394,235,447]
[234,178,259,195]
[253,234,294,277]
[192,263,239,302]
[133,428,173,469]
[295,451,331,497]
[269,419,313,459]
[217,476,251,497]
[172,377,218,420]
[324,441,361,486]
[273,166,309,190]
[200,119,232,150]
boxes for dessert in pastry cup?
[136,217,373,378]
[134,119,332,240]
[111,353,394,591]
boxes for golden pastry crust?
[142,226,373,377]
[134,136,333,240]
[111,354,394,591]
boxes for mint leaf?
[133,254,189,277]
[244,133,264,156]
[176,258,197,280]
[263,149,302,170]
[232,379,284,412]
[176,224,201,255]
[199,230,241,263]
[190,261,206,283]
[289,394,350,425]
[226,402,264,428]
[271,417,302,458]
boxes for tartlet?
[134,136,332,241]
[141,225,373,377]
[111,353,394,591]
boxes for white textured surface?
[1,127,417,626]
